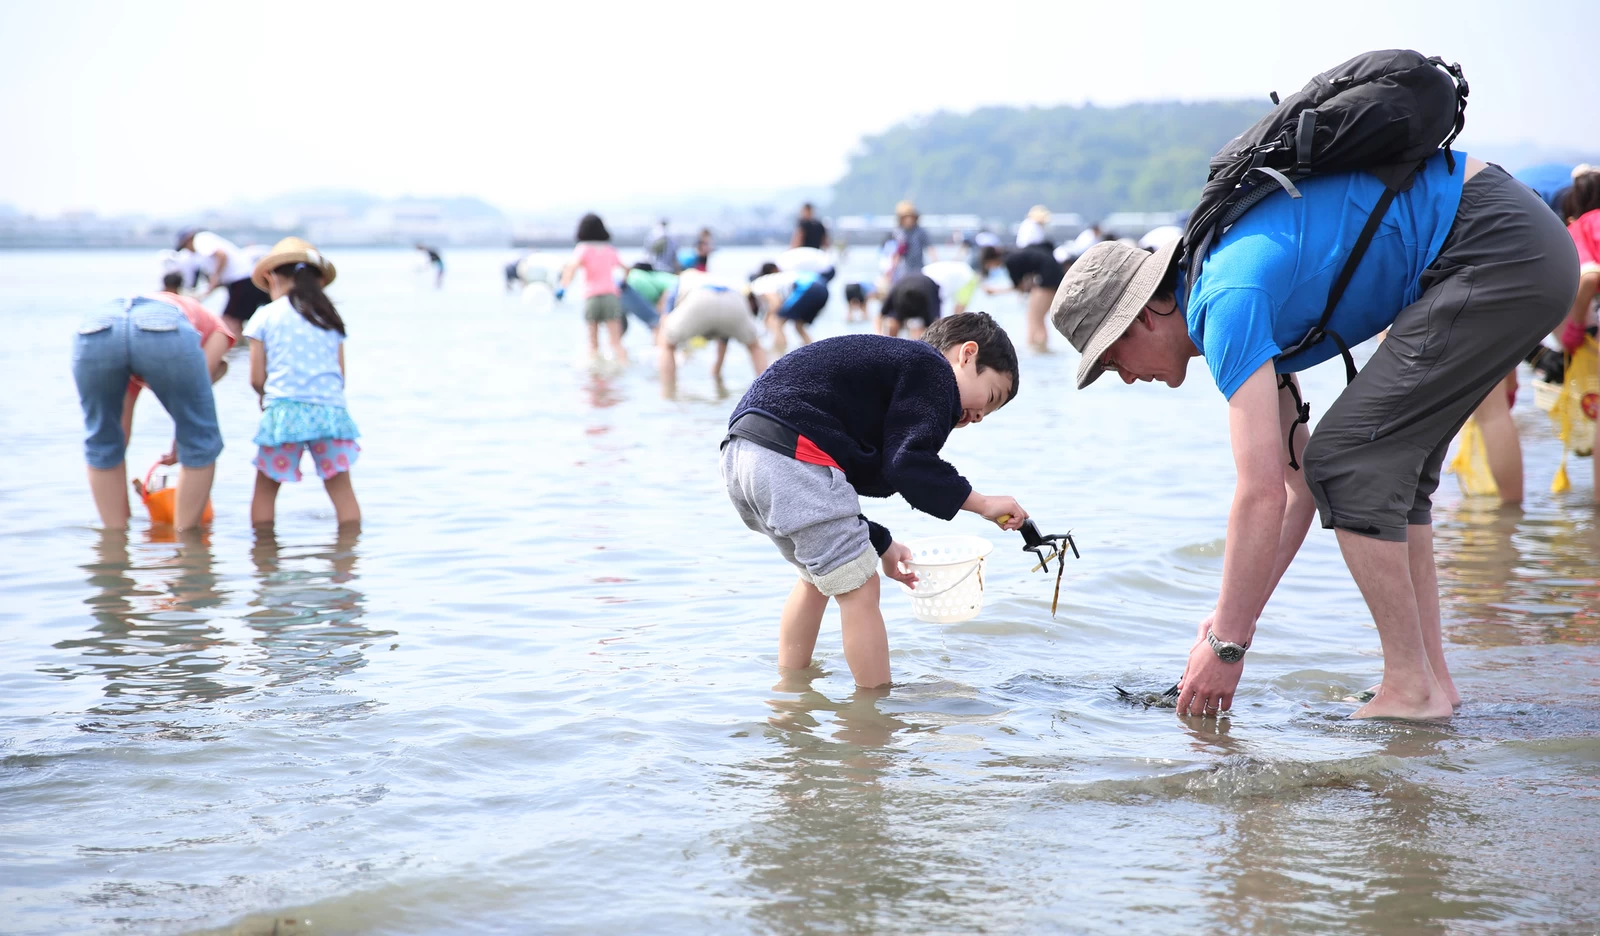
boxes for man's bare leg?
[1407,522,1459,707]
[778,578,827,670]
[767,313,787,355]
[1337,529,1453,719]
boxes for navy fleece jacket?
[727,334,972,549]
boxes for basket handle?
[906,559,985,598]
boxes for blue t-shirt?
[1185,150,1466,399]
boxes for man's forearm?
[1213,486,1286,643]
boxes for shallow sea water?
[1,247,1597,935]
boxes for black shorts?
[222,277,272,323]
[844,283,867,304]
[1302,165,1578,540]
[778,280,829,324]
[1004,247,1063,291]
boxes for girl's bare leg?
[778,578,828,670]
[586,321,601,358]
[251,471,281,527]
[606,318,628,366]
[323,471,361,527]
[87,463,131,529]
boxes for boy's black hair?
[754,261,780,278]
[576,212,610,242]
[161,271,184,292]
[978,245,1002,267]
[921,311,1020,403]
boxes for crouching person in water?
[1050,155,1577,719]
[720,313,1028,688]
[657,269,768,398]
[245,238,363,529]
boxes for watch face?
[1208,631,1246,663]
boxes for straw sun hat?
[1027,205,1052,224]
[251,237,337,291]
[894,200,918,218]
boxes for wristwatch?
[1206,629,1250,663]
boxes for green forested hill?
[828,101,1270,220]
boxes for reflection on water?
[49,531,246,719]
[742,675,993,936]
[1435,501,1600,645]
[246,527,392,685]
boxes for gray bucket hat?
[1049,237,1181,389]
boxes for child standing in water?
[721,313,1028,688]
[558,213,629,366]
[244,238,361,528]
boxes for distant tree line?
[828,100,1270,221]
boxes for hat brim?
[1071,237,1181,390]
[251,251,337,292]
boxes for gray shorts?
[584,294,623,323]
[1303,164,1580,541]
[720,438,879,596]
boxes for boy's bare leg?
[174,462,215,531]
[1473,374,1522,503]
[323,471,361,528]
[1338,529,1452,719]
[87,463,131,529]
[778,578,827,670]
[880,317,902,338]
[251,471,281,527]
[835,574,890,689]
[794,322,813,346]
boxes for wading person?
[175,227,272,335]
[556,213,630,367]
[245,238,362,529]
[73,289,232,531]
[721,313,1027,688]
[1052,153,1577,719]
[655,269,767,398]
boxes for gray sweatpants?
[720,438,879,596]
[1303,164,1580,540]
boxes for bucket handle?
[907,558,985,599]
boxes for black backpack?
[1180,50,1469,384]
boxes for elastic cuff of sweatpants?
[810,546,879,597]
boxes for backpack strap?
[1277,172,1409,384]
[1277,374,1312,470]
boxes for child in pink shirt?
[558,213,629,366]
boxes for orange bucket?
[132,462,214,526]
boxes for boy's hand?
[881,541,918,587]
[967,493,1027,530]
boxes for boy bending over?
[720,312,1028,688]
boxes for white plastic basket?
[897,535,994,623]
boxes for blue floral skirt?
[253,399,361,447]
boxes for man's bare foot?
[1359,681,1460,709]
[1351,684,1454,720]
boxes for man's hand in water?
[1177,618,1245,716]
[881,541,918,587]
[964,492,1027,530]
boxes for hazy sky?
[1,0,1591,217]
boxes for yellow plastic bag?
[1447,417,1500,497]
[1550,336,1599,493]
